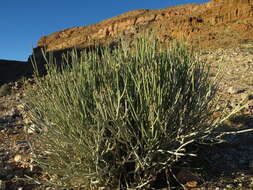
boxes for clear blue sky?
[0,0,208,61]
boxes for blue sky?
[0,0,208,61]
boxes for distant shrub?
[25,37,223,189]
[0,84,11,97]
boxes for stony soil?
[0,43,253,189]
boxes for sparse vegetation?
[24,36,244,189]
[0,84,11,97]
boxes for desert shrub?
[25,37,222,189]
[0,83,11,96]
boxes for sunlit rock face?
[37,0,253,52]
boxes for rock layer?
[37,0,253,52]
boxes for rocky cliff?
[37,0,253,52]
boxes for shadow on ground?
[186,113,253,188]
[0,60,33,86]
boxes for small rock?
[24,124,37,134]
[226,184,234,189]
[227,87,247,95]
[14,154,22,162]
[240,93,250,101]
[16,104,24,112]
[236,89,246,94]
[227,87,237,94]
[176,168,201,186]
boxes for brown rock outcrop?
[37,0,253,52]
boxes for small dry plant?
[0,83,11,97]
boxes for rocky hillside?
[37,0,253,52]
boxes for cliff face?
[37,0,253,52]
